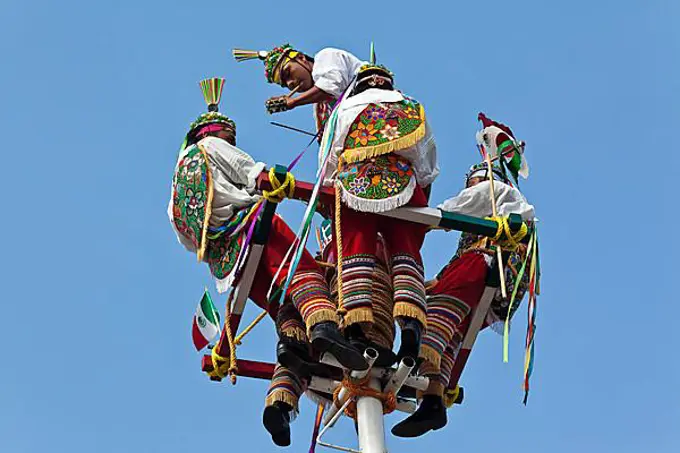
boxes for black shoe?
[391,395,447,438]
[276,339,341,380]
[346,324,397,368]
[310,322,368,371]
[396,318,422,362]
[263,401,292,447]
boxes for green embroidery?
[207,232,244,280]
[343,99,424,151]
[171,146,209,250]
[337,154,414,201]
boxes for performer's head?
[352,64,395,95]
[184,78,236,148]
[465,163,510,188]
[233,44,315,92]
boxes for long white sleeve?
[312,48,365,98]
[438,181,535,220]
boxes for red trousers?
[334,185,429,327]
[247,215,337,330]
[420,252,488,372]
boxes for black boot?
[346,324,397,368]
[276,338,340,380]
[391,395,447,438]
[276,338,315,378]
[396,318,422,362]
[263,401,292,447]
[310,321,368,370]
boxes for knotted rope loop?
[263,168,296,203]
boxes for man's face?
[467,176,485,188]
[280,56,314,92]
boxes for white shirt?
[168,136,266,252]
[312,48,365,98]
[319,88,439,188]
[438,180,535,220]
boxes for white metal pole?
[383,357,415,395]
[323,348,378,426]
[356,376,387,453]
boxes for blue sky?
[1,1,678,452]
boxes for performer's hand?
[265,95,291,114]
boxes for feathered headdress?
[475,112,529,184]
[180,78,236,152]
[232,44,300,86]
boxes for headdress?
[475,112,529,184]
[181,78,236,151]
[353,42,395,93]
[464,161,510,187]
[232,44,301,86]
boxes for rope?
[486,216,529,251]
[263,168,296,203]
[334,183,347,317]
[209,347,231,380]
[331,375,397,420]
[219,291,239,384]
[234,309,268,345]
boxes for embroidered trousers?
[327,237,396,349]
[419,252,488,373]
[264,302,308,411]
[248,215,339,330]
[334,186,429,328]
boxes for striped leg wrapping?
[289,271,338,332]
[438,341,459,386]
[368,260,396,350]
[265,363,305,412]
[276,301,308,343]
[420,293,472,370]
[340,254,376,326]
[392,254,427,328]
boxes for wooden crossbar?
[256,168,526,239]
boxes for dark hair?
[352,67,394,95]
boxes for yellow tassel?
[342,307,375,327]
[419,344,442,371]
[280,326,308,343]
[340,106,427,165]
[265,389,300,411]
[197,144,214,262]
[393,302,427,328]
[305,308,341,335]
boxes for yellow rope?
[208,305,268,379]
[210,347,231,379]
[332,374,397,419]
[234,309,269,345]
[197,145,214,262]
[221,291,239,384]
[334,183,347,317]
[262,168,296,203]
[486,216,529,251]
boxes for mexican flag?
[192,290,221,351]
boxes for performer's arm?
[288,86,335,109]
